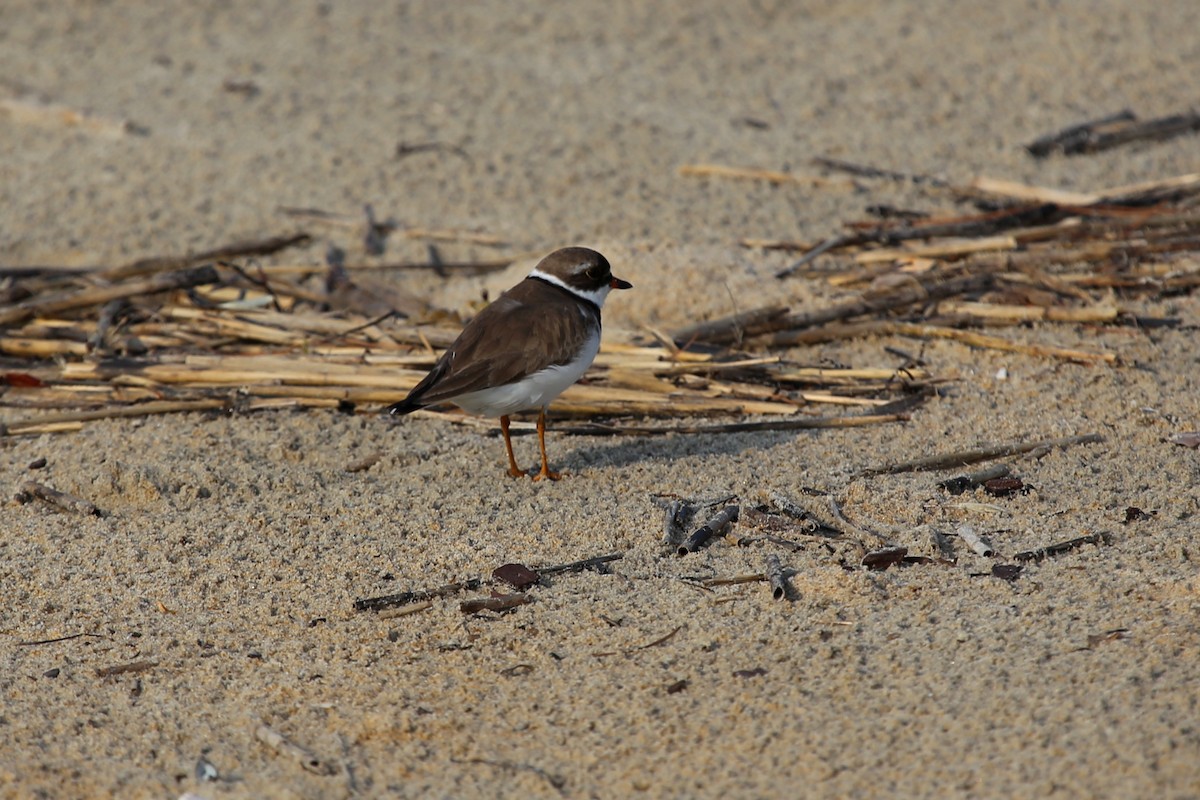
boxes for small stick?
[377,600,434,620]
[255,724,337,776]
[15,481,102,516]
[765,554,787,600]
[703,573,765,588]
[1024,110,1138,157]
[670,304,790,348]
[937,464,1012,495]
[957,524,996,557]
[1013,531,1112,562]
[95,659,157,678]
[0,265,220,328]
[859,433,1104,476]
[460,594,530,614]
[678,505,740,555]
[534,552,624,576]
[811,156,952,188]
[353,579,483,612]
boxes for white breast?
[451,328,600,417]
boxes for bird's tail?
[385,398,423,416]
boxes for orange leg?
[532,408,563,482]
[499,415,524,478]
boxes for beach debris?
[991,564,1023,582]
[14,481,102,516]
[492,563,540,591]
[732,667,768,679]
[255,723,337,776]
[194,754,219,783]
[956,525,996,558]
[1025,109,1200,157]
[1170,432,1200,449]
[460,593,530,614]
[665,678,689,694]
[861,545,908,571]
[983,477,1028,497]
[27,457,47,470]
[765,553,788,600]
[1083,628,1130,649]
[1013,531,1113,562]
[859,433,1104,476]
[937,464,1011,495]
[678,505,740,556]
[354,553,622,613]
[1122,507,1155,524]
[378,601,433,621]
[930,529,956,560]
[660,498,694,547]
[94,660,157,678]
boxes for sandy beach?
[3,2,1199,797]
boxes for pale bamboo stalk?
[853,235,1018,264]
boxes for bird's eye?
[585,267,602,280]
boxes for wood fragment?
[703,573,766,588]
[937,464,1012,495]
[95,660,157,678]
[255,724,337,776]
[353,578,483,612]
[14,481,102,516]
[1024,110,1138,157]
[1013,531,1112,562]
[811,156,951,187]
[1026,109,1200,157]
[377,601,434,620]
[859,433,1104,476]
[460,593,530,614]
[0,265,220,328]
[956,524,996,557]
[861,545,909,571]
[678,505,740,555]
[534,552,624,576]
[765,554,788,600]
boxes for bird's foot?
[532,466,563,482]
[506,465,527,479]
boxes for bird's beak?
[610,276,633,290]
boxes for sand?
[3,1,1199,797]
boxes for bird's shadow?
[554,427,806,473]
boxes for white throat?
[529,268,611,309]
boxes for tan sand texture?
[3,2,1200,797]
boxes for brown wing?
[392,281,599,411]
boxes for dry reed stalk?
[768,321,1116,363]
[853,235,1018,263]
[936,300,1120,323]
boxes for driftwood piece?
[0,265,219,329]
[1026,109,1200,157]
[1013,531,1113,562]
[678,505,740,555]
[858,433,1104,476]
[764,554,787,600]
